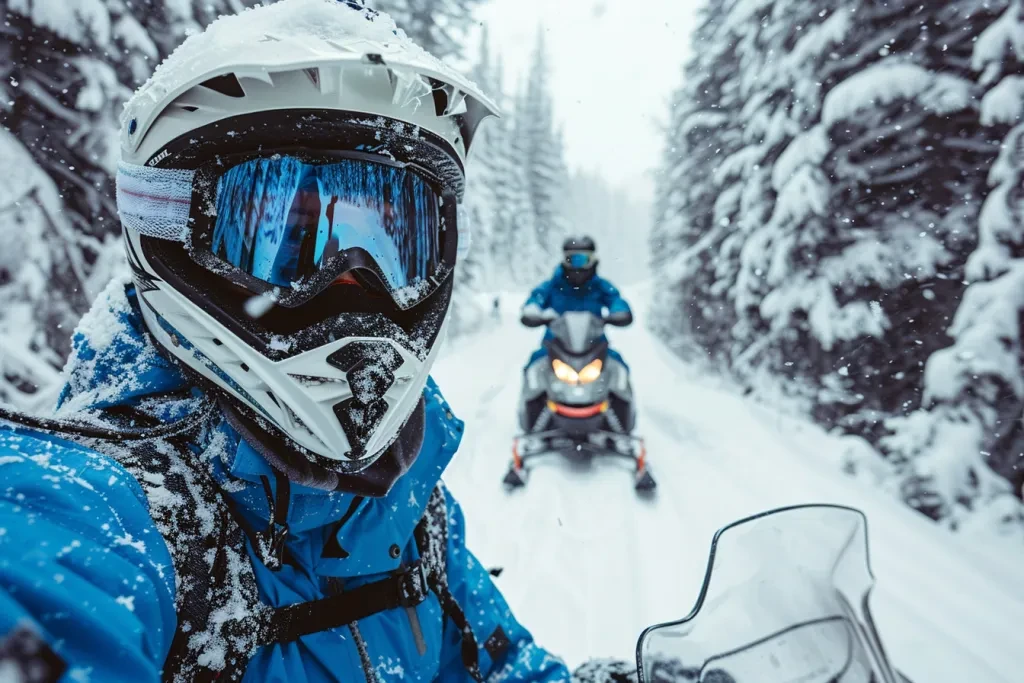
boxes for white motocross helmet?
[116,0,497,493]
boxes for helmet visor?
[202,155,452,309]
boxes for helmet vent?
[199,73,246,98]
[304,68,321,88]
[428,77,449,117]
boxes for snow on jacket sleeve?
[596,277,631,315]
[435,488,570,682]
[0,429,177,682]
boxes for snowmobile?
[574,504,916,683]
[503,309,655,493]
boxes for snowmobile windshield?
[196,154,453,310]
[550,312,604,355]
[636,505,902,683]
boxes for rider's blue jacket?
[524,268,632,367]
[524,266,631,320]
[0,281,570,683]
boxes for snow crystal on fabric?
[90,428,266,682]
[56,274,169,417]
[116,162,195,242]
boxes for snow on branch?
[981,75,1024,126]
[822,63,972,127]
[768,165,829,229]
[820,222,953,290]
[882,410,1014,522]
[772,125,829,192]
[723,0,774,33]
[973,0,1024,74]
[759,276,889,351]
[927,261,1024,403]
[9,0,112,47]
[779,10,851,77]
[679,110,729,137]
[967,125,1024,280]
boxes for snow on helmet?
[562,235,599,287]
[115,0,498,493]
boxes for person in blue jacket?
[521,235,634,369]
[0,2,570,682]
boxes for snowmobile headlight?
[578,359,603,384]
[552,358,579,385]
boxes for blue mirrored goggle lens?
[567,252,594,269]
[211,156,443,301]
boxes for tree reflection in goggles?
[211,156,443,298]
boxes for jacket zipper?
[406,604,427,656]
[400,562,427,656]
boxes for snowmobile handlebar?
[521,308,632,329]
[602,310,633,327]
[520,306,559,327]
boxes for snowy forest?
[4,0,1024,550]
[4,0,1024,678]
[651,0,1024,536]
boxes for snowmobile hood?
[54,276,465,577]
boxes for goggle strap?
[115,162,195,242]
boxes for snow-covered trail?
[433,289,1022,682]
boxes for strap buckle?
[258,520,289,572]
[397,561,430,607]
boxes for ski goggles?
[117,152,459,310]
[564,250,597,269]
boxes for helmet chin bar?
[565,264,598,287]
[137,276,450,473]
[219,392,427,497]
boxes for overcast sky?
[474,0,702,204]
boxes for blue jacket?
[525,267,631,320]
[0,282,569,683]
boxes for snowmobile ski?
[503,431,653,494]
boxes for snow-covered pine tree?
[490,76,543,287]
[654,0,1024,536]
[754,1,1015,527]
[517,28,570,260]
[649,0,775,365]
[483,54,518,287]
[0,0,257,408]
[371,0,486,60]
[449,24,502,335]
[881,0,1024,535]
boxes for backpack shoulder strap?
[414,485,450,586]
[414,485,484,683]
[92,430,267,683]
